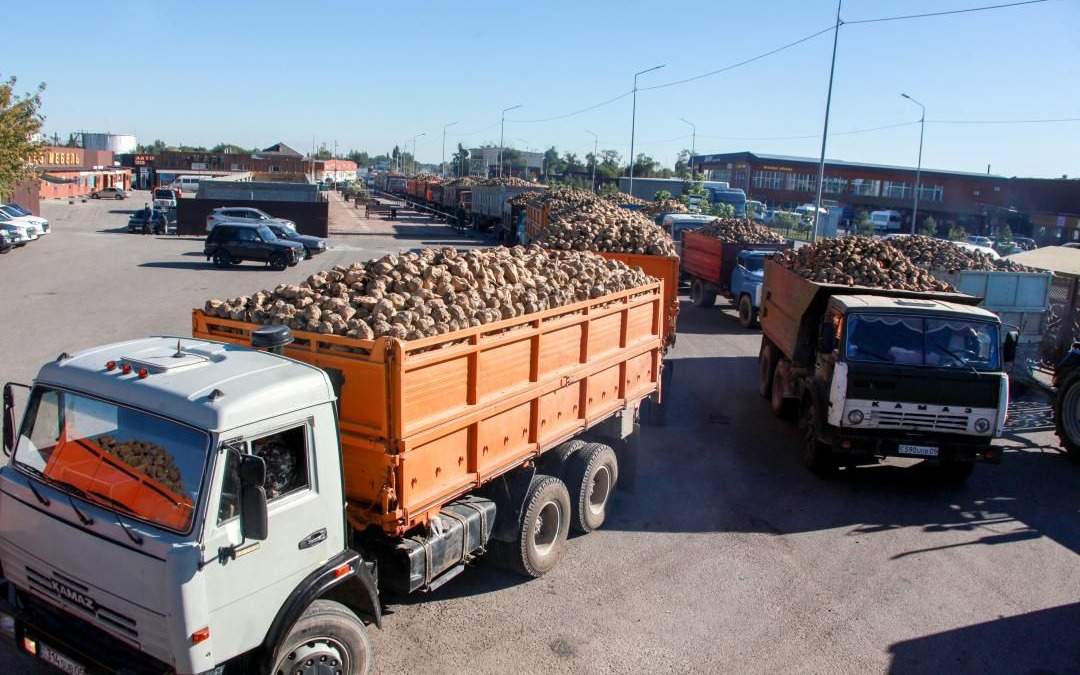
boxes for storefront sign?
[760,165,793,172]
[133,154,155,166]
[33,149,83,167]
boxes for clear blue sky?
[5,0,1078,177]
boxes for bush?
[854,210,874,236]
[948,224,967,241]
[920,215,938,237]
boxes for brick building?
[118,143,316,189]
[692,151,1080,242]
[8,146,132,215]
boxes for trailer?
[681,229,790,327]
[759,259,1018,480]
[0,279,663,674]
[469,184,547,233]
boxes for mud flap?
[479,466,537,543]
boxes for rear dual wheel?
[690,280,717,308]
[564,443,618,534]
[492,475,572,578]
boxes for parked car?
[127,208,172,234]
[0,229,12,254]
[266,223,327,257]
[203,222,303,270]
[91,187,126,200]
[957,241,1000,259]
[967,235,994,248]
[0,222,33,246]
[205,207,297,232]
[0,204,49,236]
[152,188,179,211]
[1012,236,1038,251]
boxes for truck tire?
[270,599,372,675]
[1053,371,1080,462]
[738,294,758,329]
[690,280,717,308]
[759,340,776,399]
[800,397,835,476]
[565,443,618,534]
[770,365,795,421]
[539,439,587,476]
[491,475,571,578]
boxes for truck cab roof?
[831,294,999,321]
[34,337,335,432]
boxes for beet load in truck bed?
[193,279,664,536]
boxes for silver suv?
[205,207,296,232]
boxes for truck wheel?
[738,294,758,329]
[212,250,230,268]
[800,398,835,476]
[494,475,571,578]
[270,600,372,675]
[1054,371,1080,462]
[759,341,776,399]
[565,443,618,534]
[770,366,794,420]
[937,460,975,484]
[690,280,716,308]
[539,439,586,476]
[270,253,289,271]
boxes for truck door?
[199,416,335,654]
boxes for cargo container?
[759,259,1018,480]
[0,279,663,674]
[469,184,547,232]
[680,229,790,327]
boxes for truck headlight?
[847,409,864,425]
[974,418,991,433]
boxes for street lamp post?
[812,0,843,244]
[679,118,696,177]
[628,64,665,198]
[411,132,426,175]
[499,105,522,179]
[586,130,598,193]
[901,93,926,234]
[442,122,458,177]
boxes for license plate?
[898,443,939,457]
[39,643,87,675]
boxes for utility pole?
[679,118,696,177]
[442,122,458,177]
[499,105,522,179]
[586,130,598,193]
[812,0,843,244]
[629,64,665,198]
[901,93,926,234]
[411,132,425,175]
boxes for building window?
[822,176,847,194]
[915,184,944,202]
[752,170,786,190]
[785,173,816,192]
[882,181,911,199]
[711,168,732,184]
[850,179,881,197]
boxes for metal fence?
[1040,275,1080,367]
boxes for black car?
[266,224,327,257]
[204,223,303,270]
[127,209,172,234]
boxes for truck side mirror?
[3,383,16,455]
[1003,330,1019,364]
[239,453,269,541]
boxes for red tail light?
[138,368,148,379]
[120,363,132,375]
[105,360,116,371]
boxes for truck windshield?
[154,190,173,199]
[13,387,208,533]
[846,314,1000,371]
[740,256,766,273]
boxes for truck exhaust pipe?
[251,325,293,355]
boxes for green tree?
[919,215,938,237]
[597,149,621,179]
[0,76,46,198]
[136,139,167,154]
[631,153,658,178]
[210,143,250,154]
[654,189,672,201]
[948,223,967,241]
[312,142,332,160]
[999,223,1013,242]
[452,144,469,177]
[563,152,581,175]
[674,149,691,178]
[543,146,563,179]
[64,132,80,148]
[854,210,874,236]
[775,212,799,232]
[708,202,735,218]
[346,150,370,166]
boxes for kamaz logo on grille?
[49,578,96,612]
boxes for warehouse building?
[692,151,1080,243]
[8,146,132,215]
[118,142,317,188]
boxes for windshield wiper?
[933,345,981,376]
[18,465,51,507]
[87,490,144,545]
[18,465,95,525]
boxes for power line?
[845,0,1050,25]
[928,116,1080,124]
[507,90,634,124]
[639,25,836,92]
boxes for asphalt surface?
[0,193,1076,675]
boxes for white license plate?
[898,444,939,457]
[39,643,86,675]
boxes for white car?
[0,204,49,236]
[956,242,1000,259]
[0,221,35,245]
[152,188,179,211]
[205,207,297,232]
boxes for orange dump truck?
[525,201,681,348]
[192,279,661,587]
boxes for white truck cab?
[0,335,379,674]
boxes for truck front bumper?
[0,581,176,675]
[825,429,1001,464]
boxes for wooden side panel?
[587,312,623,360]
[398,428,473,516]
[626,302,655,346]
[477,336,533,402]
[624,351,656,399]
[539,323,583,377]
[586,366,622,419]
[599,252,680,346]
[538,383,583,446]
[400,356,469,436]
[475,402,533,480]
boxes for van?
[170,175,202,196]
[870,210,903,232]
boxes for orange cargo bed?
[193,282,663,536]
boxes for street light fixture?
[901,93,926,234]
[499,105,523,178]
[442,122,458,177]
[585,130,598,193]
[628,64,665,197]
[679,118,696,177]
[411,132,426,175]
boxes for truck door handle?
[298,528,327,550]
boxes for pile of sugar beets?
[695,218,787,245]
[204,246,652,341]
[96,435,185,496]
[526,187,677,256]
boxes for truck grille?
[873,410,969,432]
[25,566,139,640]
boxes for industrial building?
[469,147,544,179]
[692,151,1080,243]
[8,146,132,215]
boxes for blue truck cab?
[730,250,772,328]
